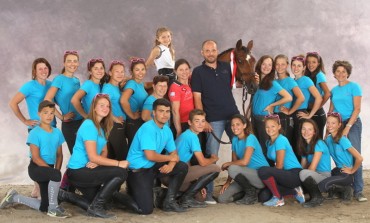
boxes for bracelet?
[117,161,120,166]
[346,124,352,127]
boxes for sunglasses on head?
[264,113,280,124]
[110,60,125,67]
[327,112,342,123]
[89,58,104,63]
[64,50,78,56]
[93,93,110,100]
[130,57,145,63]
[292,56,305,62]
[306,52,319,56]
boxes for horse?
[218,39,258,118]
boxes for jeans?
[205,120,233,193]
[344,118,363,195]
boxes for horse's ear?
[247,40,253,51]
[236,39,243,50]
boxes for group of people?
[0,27,366,219]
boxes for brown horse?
[218,39,258,118]
[218,39,258,93]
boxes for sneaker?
[263,196,285,207]
[355,193,368,202]
[294,186,305,204]
[0,189,17,209]
[205,193,217,205]
[47,206,71,218]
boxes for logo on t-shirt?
[169,92,175,97]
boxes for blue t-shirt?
[231,134,269,169]
[127,120,176,169]
[302,140,331,172]
[51,74,82,120]
[253,80,283,115]
[176,129,202,163]
[266,134,301,170]
[123,80,148,114]
[309,71,326,103]
[331,82,362,121]
[19,80,56,128]
[274,77,297,112]
[325,135,353,168]
[68,119,107,169]
[101,83,126,119]
[142,95,156,118]
[295,76,314,110]
[27,126,65,165]
[80,80,101,114]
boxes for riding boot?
[162,171,187,212]
[58,189,89,211]
[87,177,124,218]
[331,185,352,202]
[233,174,257,205]
[112,191,142,214]
[180,172,219,208]
[302,177,324,208]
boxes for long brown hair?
[327,113,344,143]
[297,119,321,156]
[154,27,175,60]
[231,114,253,138]
[255,55,275,90]
[87,94,113,138]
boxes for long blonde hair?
[87,94,113,138]
[154,27,175,60]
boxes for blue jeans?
[205,120,233,193]
[345,118,363,195]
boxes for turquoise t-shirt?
[176,129,202,163]
[127,120,176,169]
[27,126,65,164]
[302,140,331,172]
[274,77,297,112]
[19,80,56,128]
[51,74,82,120]
[231,134,269,169]
[325,135,353,168]
[331,82,362,121]
[266,134,302,170]
[123,80,148,114]
[68,119,107,169]
[309,71,326,103]
[295,76,314,110]
[253,80,283,115]
[80,80,101,114]
[101,83,126,119]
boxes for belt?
[130,168,146,173]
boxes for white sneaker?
[205,193,217,205]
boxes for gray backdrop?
[1,0,369,184]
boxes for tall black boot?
[302,177,324,208]
[87,177,124,218]
[112,191,142,214]
[58,189,89,211]
[233,174,257,205]
[180,172,219,208]
[331,185,352,203]
[162,165,188,212]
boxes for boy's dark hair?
[153,98,171,110]
[189,109,206,121]
[38,100,55,112]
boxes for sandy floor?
[1,171,370,223]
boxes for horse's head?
[234,39,258,94]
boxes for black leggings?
[318,167,354,192]
[252,115,269,156]
[125,118,144,147]
[61,119,83,154]
[258,167,302,198]
[28,161,61,212]
[310,107,326,139]
[127,162,188,215]
[277,113,293,146]
[67,166,127,202]
[107,122,128,160]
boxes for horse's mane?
[218,46,248,56]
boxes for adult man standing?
[191,40,239,204]
[127,98,188,214]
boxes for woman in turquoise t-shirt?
[71,58,107,119]
[328,60,366,202]
[45,51,82,154]
[297,119,331,207]
[219,114,268,205]
[120,58,151,146]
